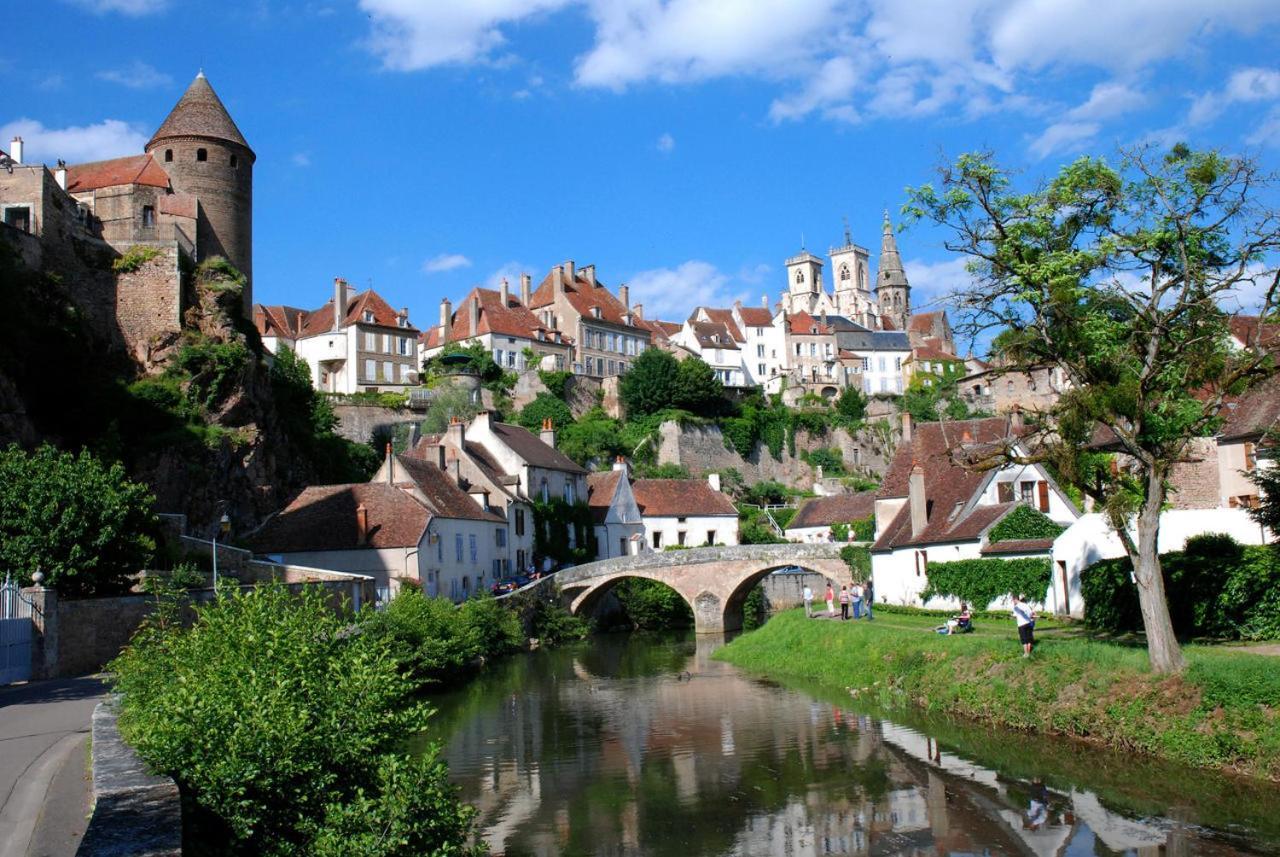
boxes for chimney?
[632,303,643,320]
[333,278,347,330]
[439,297,452,340]
[9,137,22,165]
[583,264,596,287]
[762,295,769,309]
[500,277,510,306]
[707,472,722,493]
[469,296,480,336]
[448,455,460,484]
[619,284,630,310]
[356,503,369,546]
[540,417,557,449]
[446,415,466,450]
[901,411,912,443]
[613,455,628,475]
[1010,404,1024,434]
[520,273,532,306]
[385,442,394,484]
[55,160,66,190]
[553,265,565,294]
[563,260,575,282]
[909,462,927,538]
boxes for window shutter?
[1038,480,1050,513]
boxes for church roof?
[876,213,909,291]
[147,72,253,155]
[64,154,170,193]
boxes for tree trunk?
[1129,467,1187,674]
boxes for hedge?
[850,515,875,542]
[1081,533,1280,640]
[987,504,1065,543]
[919,557,1052,609]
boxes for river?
[425,632,1280,856]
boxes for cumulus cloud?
[769,56,863,124]
[359,0,572,70]
[65,0,168,14]
[97,60,172,89]
[625,260,750,321]
[1188,66,1280,126]
[1028,121,1100,159]
[0,117,148,164]
[1027,80,1146,158]
[901,256,973,309]
[422,253,472,274]
[1245,107,1280,147]
[656,132,675,153]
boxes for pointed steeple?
[877,211,908,291]
[147,72,253,155]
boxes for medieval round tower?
[146,72,255,313]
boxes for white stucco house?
[870,414,1080,608]
[631,475,740,550]
[784,492,876,542]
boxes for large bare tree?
[905,145,1280,673]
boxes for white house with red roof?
[586,461,646,559]
[254,277,419,394]
[418,280,573,374]
[631,475,740,549]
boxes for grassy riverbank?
[716,609,1280,781]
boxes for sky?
[5,1,1280,350]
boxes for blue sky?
[5,1,1280,345]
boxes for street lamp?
[212,513,231,588]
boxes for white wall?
[980,464,1078,524]
[643,514,739,549]
[871,540,985,607]
[1049,509,1270,618]
[424,516,507,601]
[271,543,420,597]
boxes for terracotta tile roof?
[587,470,624,523]
[688,319,741,351]
[637,319,682,341]
[65,154,170,193]
[148,72,252,153]
[1230,315,1280,351]
[879,314,897,330]
[249,483,429,553]
[157,192,197,219]
[260,287,419,341]
[392,457,505,522]
[980,537,1056,555]
[632,479,737,517]
[912,340,962,362]
[737,306,774,327]
[529,268,647,331]
[490,422,587,473]
[429,287,567,347]
[788,311,834,336]
[908,311,947,335]
[697,308,744,342]
[253,304,307,339]
[1219,373,1280,442]
[787,492,876,529]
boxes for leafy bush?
[112,244,162,273]
[920,557,1052,609]
[1081,536,1280,640]
[620,348,681,417]
[769,506,796,529]
[741,583,767,631]
[528,595,592,644]
[632,462,689,478]
[423,341,514,394]
[558,408,627,468]
[841,544,871,580]
[739,506,785,544]
[174,338,251,412]
[110,585,475,854]
[516,393,575,433]
[987,505,1066,543]
[271,346,380,483]
[835,387,867,422]
[418,384,483,435]
[802,446,844,474]
[830,522,850,541]
[325,390,410,409]
[741,480,788,506]
[850,515,875,541]
[614,578,693,629]
[538,369,573,400]
[0,444,156,595]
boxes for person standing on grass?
[802,583,814,618]
[864,579,874,620]
[1013,594,1036,657]
[851,581,864,620]
[839,585,850,620]
[825,583,835,617]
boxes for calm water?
[425,633,1280,857]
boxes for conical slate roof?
[147,72,253,154]
[877,211,909,291]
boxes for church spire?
[876,211,910,328]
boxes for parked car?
[491,575,532,595]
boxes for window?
[455,534,464,562]
[706,530,716,545]
[469,534,478,564]
[494,349,504,366]
[3,206,31,233]
[809,343,817,357]
[364,310,375,323]
[516,549,526,571]
[566,482,576,504]
[141,205,155,227]
[794,343,802,356]
[365,331,376,350]
[608,359,616,375]
[364,359,375,380]
[861,357,870,371]
[383,334,392,353]
[196,148,207,161]
[758,363,766,376]
[840,263,850,281]
[540,479,549,502]
[997,482,1014,502]
[230,153,239,168]
[852,448,861,465]
[795,269,805,284]
[493,559,502,578]
[164,149,173,162]
[653,531,663,549]
[915,550,928,576]
[895,356,902,371]
[878,357,887,372]
[1020,480,1035,504]
[515,508,525,536]
[437,537,443,562]
[1245,442,1258,472]
[497,528,506,547]
[398,364,409,382]
[506,351,515,368]
[383,361,393,381]
[677,530,687,546]
[398,337,410,356]
[757,344,765,357]
[610,333,619,352]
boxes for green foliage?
[324,390,410,408]
[174,337,251,412]
[528,594,592,644]
[850,515,875,542]
[920,558,1052,609]
[418,384,482,435]
[835,387,868,422]
[801,446,844,474]
[1082,536,1280,640]
[423,342,514,394]
[739,506,786,544]
[789,408,833,437]
[673,357,730,417]
[840,544,871,580]
[830,522,850,541]
[538,369,573,400]
[620,348,681,417]
[900,378,976,423]
[195,256,248,292]
[987,505,1066,543]
[109,585,475,854]
[769,506,796,529]
[741,584,767,631]
[614,578,693,629]
[516,393,574,433]
[740,480,788,506]
[558,407,627,467]
[0,444,156,595]
[632,461,689,478]
[112,244,162,273]
[531,498,596,565]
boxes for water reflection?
[426,633,1280,857]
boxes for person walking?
[825,583,835,618]
[1013,593,1036,657]
[851,581,864,620]
[864,578,874,620]
[839,585,850,620]
[802,583,814,618]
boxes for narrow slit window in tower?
[164,149,173,162]
[230,154,238,168]
[196,148,207,162]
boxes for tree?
[673,357,728,416]
[906,146,1280,673]
[418,384,482,435]
[0,444,157,596]
[620,348,680,417]
[558,407,627,467]
[516,393,574,433]
[835,386,867,422]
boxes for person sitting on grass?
[936,603,972,635]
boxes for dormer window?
[592,306,602,318]
[363,310,375,323]
[397,316,408,328]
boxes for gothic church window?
[840,264,850,281]
[795,270,805,284]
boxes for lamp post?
[212,513,231,588]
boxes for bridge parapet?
[556,543,844,586]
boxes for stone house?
[904,340,967,389]
[784,492,876,543]
[254,277,419,394]
[418,280,574,375]
[959,364,1071,415]
[870,414,1080,607]
[527,260,653,378]
[631,475,740,549]
[586,461,646,559]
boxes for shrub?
[633,462,689,478]
[516,393,574,433]
[841,544,871,580]
[614,578,693,629]
[112,244,162,273]
[850,515,875,542]
[830,522,850,541]
[174,338,251,412]
[620,348,681,417]
[920,557,1052,609]
[987,505,1066,543]
[835,387,867,422]
[528,595,591,644]
[769,506,796,529]
[538,369,573,400]
[802,447,844,474]
[110,585,474,854]
[741,480,788,506]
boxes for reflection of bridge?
[549,544,850,634]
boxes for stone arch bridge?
[537,544,851,634]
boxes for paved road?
[0,677,105,857]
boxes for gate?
[0,575,34,684]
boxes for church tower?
[875,212,910,330]
[784,249,824,314]
[146,72,255,314]
[829,219,874,327]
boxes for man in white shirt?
[802,584,814,618]
[1012,593,1036,657]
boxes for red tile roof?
[636,319,682,341]
[879,315,898,330]
[490,422,587,474]
[787,492,876,529]
[422,287,566,349]
[908,311,947,335]
[249,483,430,553]
[1219,373,1280,442]
[687,319,741,351]
[255,286,418,340]
[737,306,774,327]
[1230,315,1280,351]
[980,538,1056,555]
[787,311,834,336]
[157,192,197,219]
[65,154,170,193]
[587,470,624,523]
[912,339,962,362]
[697,307,744,342]
[631,479,737,517]
[529,267,647,331]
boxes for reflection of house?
[254,277,419,394]
[785,492,876,542]
[418,281,573,374]
[871,413,1079,607]
[631,475,739,549]
[586,461,645,559]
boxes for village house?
[418,280,574,374]
[870,413,1080,608]
[674,317,747,387]
[784,492,876,542]
[586,460,646,559]
[631,474,740,549]
[527,260,653,378]
[254,277,419,394]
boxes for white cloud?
[901,256,972,309]
[1188,66,1280,126]
[292,152,312,167]
[422,253,473,274]
[66,0,168,14]
[656,132,675,153]
[769,56,863,124]
[0,117,148,164]
[1245,107,1280,147]
[97,60,172,89]
[626,260,748,321]
[1027,81,1145,159]
[1028,121,1100,159]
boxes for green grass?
[716,609,1280,781]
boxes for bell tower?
[784,248,824,314]
[875,212,911,330]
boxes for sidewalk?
[0,677,105,857]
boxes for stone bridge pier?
[551,544,851,634]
